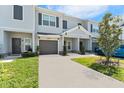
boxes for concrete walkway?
[0,55,21,63]
[39,53,124,88]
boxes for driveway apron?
[39,54,124,88]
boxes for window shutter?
[13,5,23,20]
[91,24,93,32]
[38,13,42,25]
[56,17,59,27]
[63,20,67,29]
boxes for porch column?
[77,38,80,51]
[62,36,64,46]
[58,38,59,54]
[32,32,35,52]
[88,37,92,51]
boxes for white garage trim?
[58,39,59,54]
[38,34,60,38]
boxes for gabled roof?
[61,25,91,36]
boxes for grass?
[72,57,124,82]
[0,57,38,88]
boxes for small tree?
[98,13,122,65]
[80,43,85,55]
[63,45,67,56]
[36,46,40,55]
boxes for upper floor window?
[43,14,49,26]
[63,20,67,29]
[13,5,23,20]
[50,16,56,26]
[42,14,56,27]
[91,24,99,33]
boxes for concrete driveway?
[39,53,124,88]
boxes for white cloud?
[46,5,108,19]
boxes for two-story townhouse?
[0,5,36,55]
[36,7,94,54]
[0,5,98,55]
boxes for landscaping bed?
[0,57,38,88]
[72,56,124,82]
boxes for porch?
[3,31,33,55]
[59,37,92,54]
[59,25,92,54]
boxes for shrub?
[0,54,4,59]
[21,52,37,58]
[63,45,67,56]
[36,46,40,55]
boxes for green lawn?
[0,57,38,88]
[72,57,124,82]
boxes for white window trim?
[41,13,56,27]
[24,38,32,51]
[42,14,50,26]
[49,16,56,27]
[12,5,24,21]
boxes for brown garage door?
[39,40,58,54]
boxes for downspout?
[32,5,36,52]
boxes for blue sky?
[39,5,124,22]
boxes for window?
[24,38,32,51]
[40,13,57,27]
[92,25,99,33]
[91,24,99,33]
[50,16,56,26]
[67,41,72,51]
[63,20,67,29]
[13,5,23,20]
[43,14,49,26]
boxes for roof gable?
[62,26,91,39]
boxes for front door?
[12,38,21,54]
[80,41,83,50]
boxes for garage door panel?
[39,40,58,54]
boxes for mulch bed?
[96,57,120,66]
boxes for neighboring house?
[0,5,99,55]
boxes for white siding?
[64,29,90,39]
[0,5,35,33]
[87,21,99,38]
[36,8,63,34]
[36,7,84,34]
[63,16,82,31]
[4,31,32,53]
